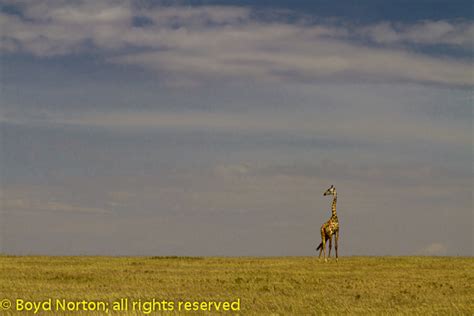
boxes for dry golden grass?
[0,256,473,315]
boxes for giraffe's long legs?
[320,228,326,262]
[335,230,339,262]
[328,235,332,260]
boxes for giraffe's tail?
[316,236,330,251]
[316,242,323,251]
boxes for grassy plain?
[0,256,473,315]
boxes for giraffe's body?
[316,185,339,262]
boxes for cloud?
[1,1,472,86]
[2,197,111,215]
[359,20,474,48]
[109,40,472,86]
[5,0,131,23]
[142,5,251,26]
[418,242,448,256]
[214,164,251,178]
[5,107,468,147]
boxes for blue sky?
[0,0,472,256]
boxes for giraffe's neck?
[331,193,337,218]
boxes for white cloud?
[1,1,472,86]
[359,20,474,48]
[109,37,472,86]
[6,0,131,22]
[419,242,448,256]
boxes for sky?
[0,0,472,256]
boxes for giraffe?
[316,185,339,262]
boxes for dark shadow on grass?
[148,256,204,260]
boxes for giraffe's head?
[323,185,336,196]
